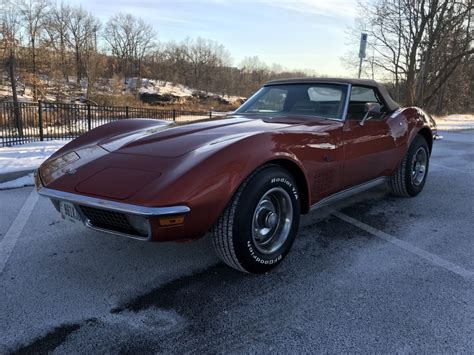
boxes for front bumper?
[37,187,190,241]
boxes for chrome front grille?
[79,206,143,237]
[39,187,190,241]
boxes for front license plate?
[59,201,82,223]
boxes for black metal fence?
[0,101,214,147]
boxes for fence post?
[38,100,44,141]
[209,111,212,119]
[87,104,92,131]
[126,106,129,119]
[172,109,176,122]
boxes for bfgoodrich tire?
[389,135,430,197]
[212,165,300,273]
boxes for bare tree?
[347,0,473,108]
[159,41,189,84]
[43,2,71,82]
[65,6,99,84]
[103,13,157,91]
[17,0,49,100]
[82,32,104,99]
[1,3,23,135]
[239,56,269,94]
[1,4,321,108]
[182,37,230,90]
[417,1,473,107]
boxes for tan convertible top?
[264,77,400,111]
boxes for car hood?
[97,115,308,158]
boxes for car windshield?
[236,83,348,120]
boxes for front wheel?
[389,135,430,197]
[212,165,300,273]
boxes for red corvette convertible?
[36,78,438,273]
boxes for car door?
[305,118,345,202]
[285,84,347,202]
[342,85,398,189]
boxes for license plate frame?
[59,201,82,223]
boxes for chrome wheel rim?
[411,147,428,186]
[252,187,293,255]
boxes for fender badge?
[65,168,77,175]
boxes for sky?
[67,0,361,76]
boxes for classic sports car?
[36,78,438,273]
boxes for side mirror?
[359,102,381,126]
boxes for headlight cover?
[40,151,80,185]
[39,145,109,186]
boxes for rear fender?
[391,108,434,171]
[406,108,434,153]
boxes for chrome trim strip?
[85,221,152,242]
[342,84,352,121]
[38,187,190,216]
[310,177,388,211]
[51,197,153,241]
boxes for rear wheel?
[389,135,430,197]
[212,165,300,273]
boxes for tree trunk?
[8,49,23,137]
[435,85,446,115]
[405,69,417,106]
[31,37,37,101]
[75,45,81,84]
[136,60,142,98]
[60,36,68,82]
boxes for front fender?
[134,132,309,241]
[45,119,169,163]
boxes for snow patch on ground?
[0,173,34,190]
[0,140,70,174]
[139,80,195,98]
[434,114,474,131]
[1,78,245,104]
[138,79,245,102]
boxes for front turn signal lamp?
[159,215,186,227]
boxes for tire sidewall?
[232,167,300,273]
[405,135,430,196]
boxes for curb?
[0,169,35,184]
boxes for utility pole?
[358,33,368,79]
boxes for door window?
[347,86,384,120]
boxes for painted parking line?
[430,163,472,174]
[331,209,474,280]
[0,188,38,274]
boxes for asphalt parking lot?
[0,130,473,353]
